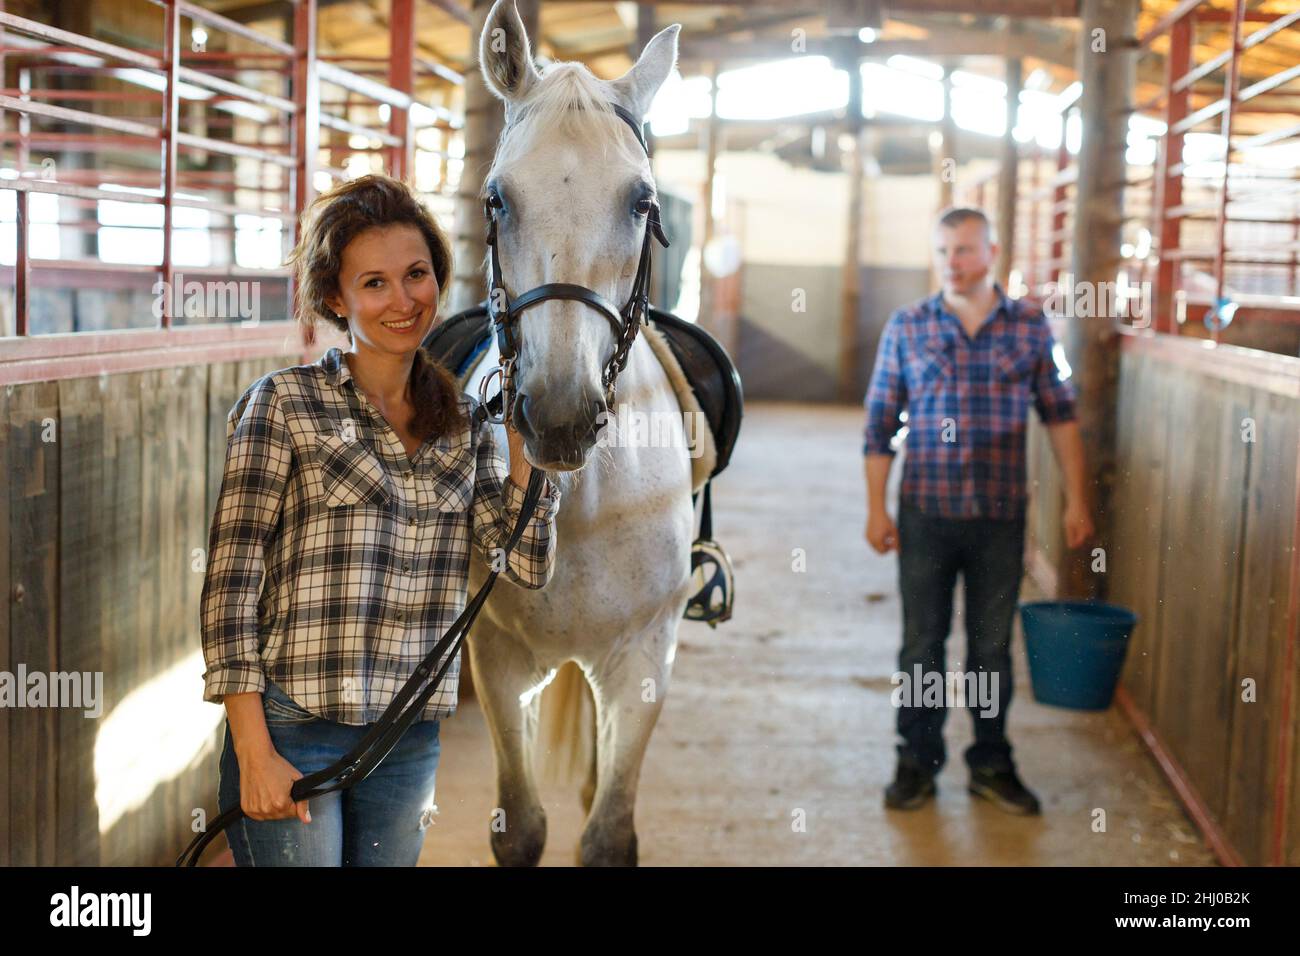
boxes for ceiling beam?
[550,0,1079,15]
[681,32,1077,70]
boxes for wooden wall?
[1,355,293,866]
[1026,333,1300,866]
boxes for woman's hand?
[238,747,313,824]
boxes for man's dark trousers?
[895,499,1025,777]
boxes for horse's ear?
[479,0,540,103]
[611,24,680,119]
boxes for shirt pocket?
[994,339,1040,384]
[428,444,476,513]
[314,433,393,509]
[908,337,955,395]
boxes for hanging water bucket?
[1019,601,1138,710]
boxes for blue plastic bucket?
[1019,601,1138,710]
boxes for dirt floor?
[419,400,1215,866]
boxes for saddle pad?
[641,322,715,493]
[646,308,742,478]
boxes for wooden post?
[698,62,721,335]
[839,40,865,402]
[450,0,538,313]
[937,59,957,211]
[1061,0,1139,601]
[995,56,1023,289]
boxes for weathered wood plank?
[1227,387,1299,865]
[1152,374,1246,823]
[55,376,107,865]
[0,382,10,866]
[99,373,142,865]
[7,381,61,865]
[1112,353,1172,717]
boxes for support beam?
[698,64,722,340]
[995,55,1023,287]
[839,40,865,403]
[450,0,539,312]
[387,0,415,181]
[681,32,1077,70]
[1062,0,1139,601]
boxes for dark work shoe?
[884,763,937,810]
[968,767,1041,816]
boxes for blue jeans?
[895,500,1024,776]
[218,679,442,866]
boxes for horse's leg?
[467,629,550,867]
[578,619,676,867]
[580,726,597,816]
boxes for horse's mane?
[486,61,645,182]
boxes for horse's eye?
[487,190,504,210]
[634,198,653,216]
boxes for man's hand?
[866,510,899,554]
[1062,496,1094,549]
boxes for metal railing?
[0,0,464,381]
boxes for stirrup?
[684,538,734,628]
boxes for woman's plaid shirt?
[199,346,561,725]
[863,288,1077,520]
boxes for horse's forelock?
[487,63,644,181]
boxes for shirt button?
[396,610,405,622]
[409,515,418,526]
[403,561,412,572]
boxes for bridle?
[479,102,670,425]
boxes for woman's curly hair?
[287,173,466,442]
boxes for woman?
[199,173,561,866]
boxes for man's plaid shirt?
[863,287,1077,520]
[200,346,560,725]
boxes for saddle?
[423,305,742,480]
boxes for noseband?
[480,102,670,424]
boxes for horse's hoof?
[578,829,638,867]
[490,810,547,867]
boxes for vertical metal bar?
[1154,15,1191,335]
[161,0,180,329]
[1028,149,1040,295]
[15,189,29,336]
[292,0,319,244]
[995,56,1022,288]
[388,0,414,181]
[17,65,30,176]
[1212,0,1247,343]
[1050,108,1071,290]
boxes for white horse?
[461,0,693,866]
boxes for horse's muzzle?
[513,393,607,470]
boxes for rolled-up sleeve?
[200,377,291,703]
[1032,320,1078,425]
[470,419,560,589]
[864,312,908,456]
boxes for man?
[862,207,1094,815]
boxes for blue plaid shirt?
[863,287,1077,520]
